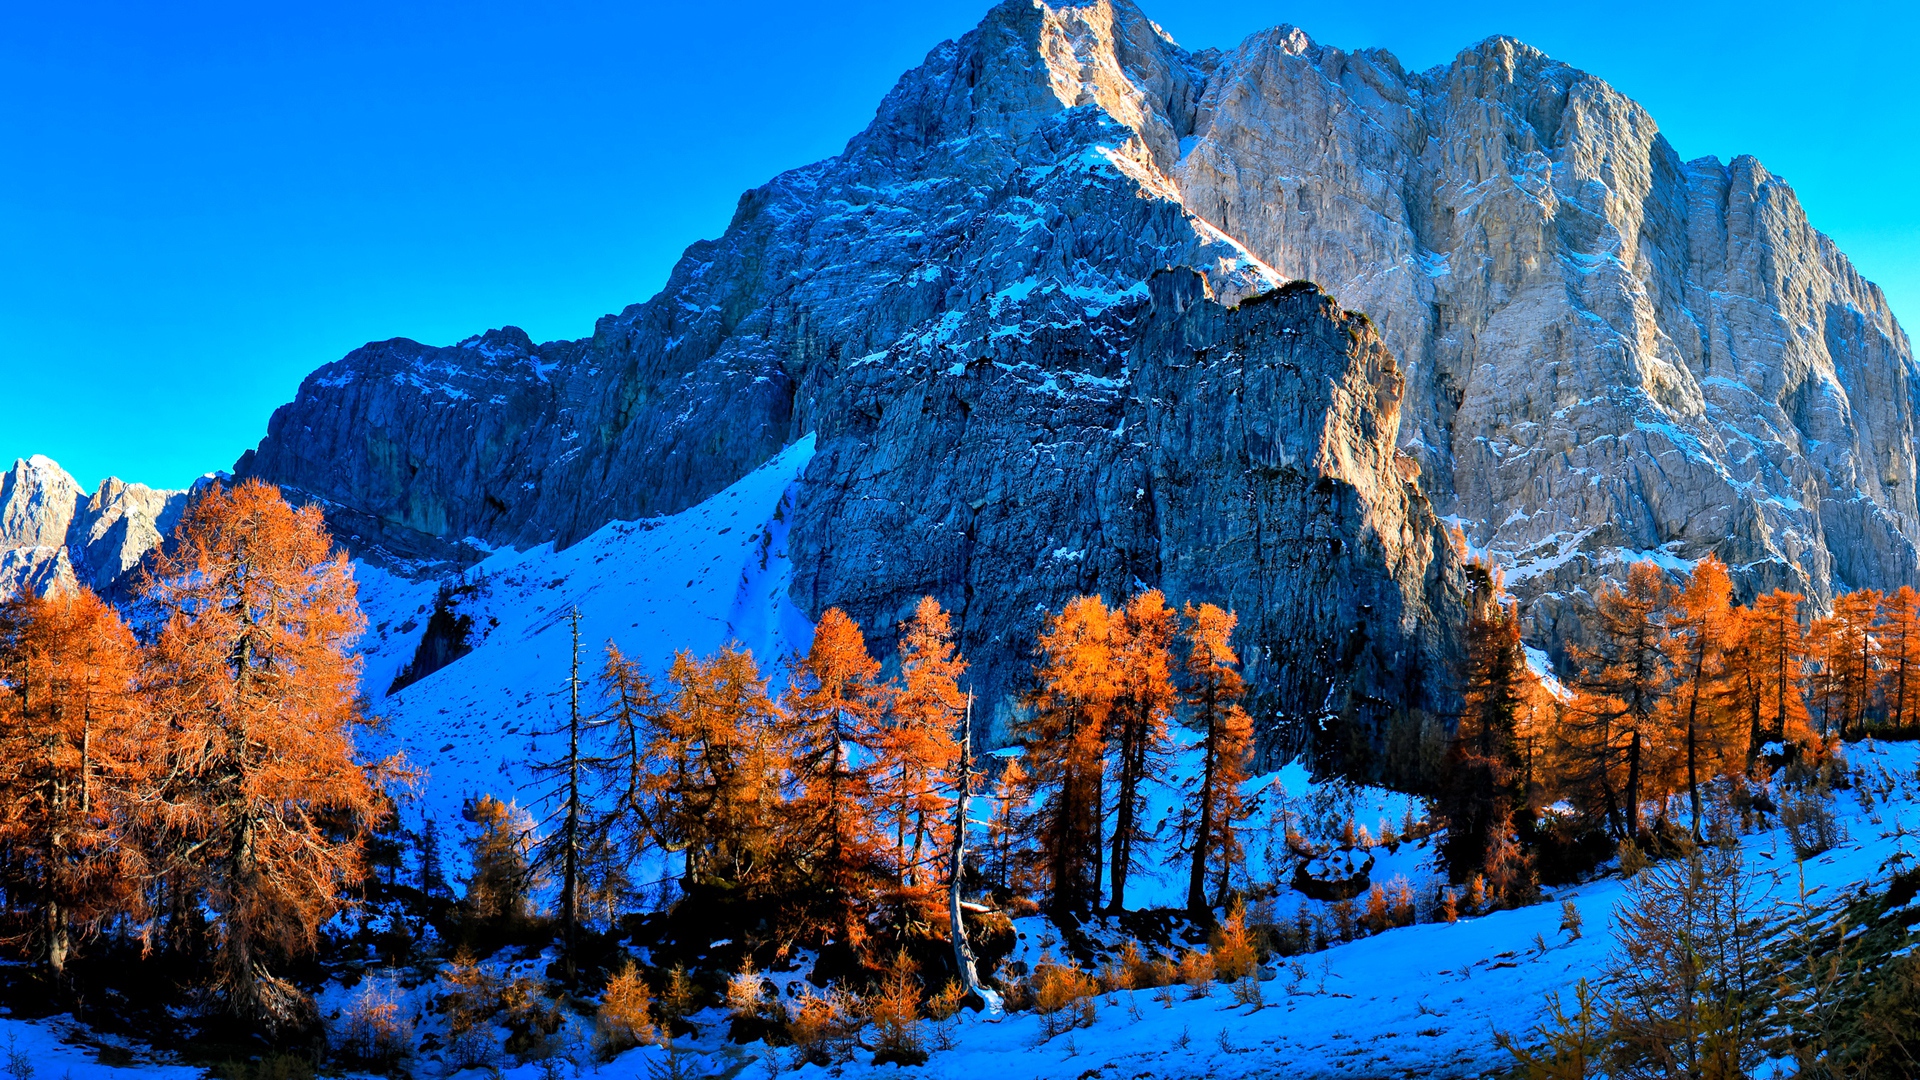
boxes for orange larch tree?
[0,588,149,980]
[1746,590,1812,752]
[1662,555,1742,839]
[1018,595,1115,918]
[1105,590,1177,913]
[1816,589,1882,736]
[1180,602,1253,917]
[141,479,396,1030]
[781,608,892,946]
[1565,562,1673,840]
[660,645,787,894]
[882,597,963,909]
[1436,560,1535,885]
[1879,586,1920,731]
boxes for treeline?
[510,590,1260,968]
[1433,553,1910,903]
[0,481,397,1031]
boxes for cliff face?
[1168,29,1917,655]
[789,270,1461,742]
[0,457,187,601]
[232,0,1915,747]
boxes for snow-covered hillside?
[351,435,819,838]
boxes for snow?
[352,434,818,843]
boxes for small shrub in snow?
[2,1035,30,1080]
[867,952,928,1066]
[1031,954,1098,1036]
[1210,901,1260,981]
[1363,884,1392,934]
[785,986,859,1065]
[1782,785,1845,860]
[594,961,656,1060]
[1177,949,1214,999]
[1560,899,1583,940]
[439,950,501,1069]
[333,974,413,1069]
[925,980,968,1051]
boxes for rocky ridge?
[230,0,1915,753]
[0,456,187,601]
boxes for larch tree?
[460,793,536,925]
[1817,590,1881,736]
[1566,562,1673,841]
[1746,590,1812,751]
[661,645,787,895]
[1437,560,1534,885]
[884,597,963,909]
[1880,586,1920,731]
[781,608,892,945]
[141,479,396,1030]
[0,588,148,981]
[1181,602,1253,918]
[1105,590,1177,913]
[1662,555,1742,840]
[1019,595,1115,919]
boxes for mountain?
[231,0,1911,759]
[0,456,187,600]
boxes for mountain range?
[6,0,1911,766]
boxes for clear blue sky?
[4,0,1915,491]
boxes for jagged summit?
[0,456,187,600]
[230,0,1913,752]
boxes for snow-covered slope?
[353,436,818,835]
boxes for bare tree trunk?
[948,694,1002,1017]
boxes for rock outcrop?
[232,0,1915,752]
[0,457,188,601]
[790,270,1463,743]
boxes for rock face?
[1167,28,1917,655]
[233,0,1915,750]
[0,457,188,601]
[790,270,1463,743]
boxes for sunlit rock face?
[234,0,1912,751]
[0,456,186,601]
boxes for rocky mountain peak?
[231,0,1914,763]
[0,457,188,601]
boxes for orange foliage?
[0,587,148,977]
[1106,591,1177,912]
[141,479,396,1028]
[882,597,963,914]
[1182,602,1252,915]
[781,607,891,945]
[1018,595,1116,917]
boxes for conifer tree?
[1663,555,1742,840]
[884,597,963,905]
[1746,590,1812,751]
[530,607,589,982]
[1815,590,1881,736]
[781,608,892,945]
[461,793,535,925]
[661,645,787,893]
[142,479,395,1029]
[1106,590,1177,913]
[1880,585,1920,731]
[1181,602,1253,917]
[1019,596,1115,918]
[1437,560,1534,884]
[0,588,148,980]
[1564,562,1673,840]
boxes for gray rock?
[232,0,1914,753]
[0,456,187,601]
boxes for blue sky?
[4,0,1914,490]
